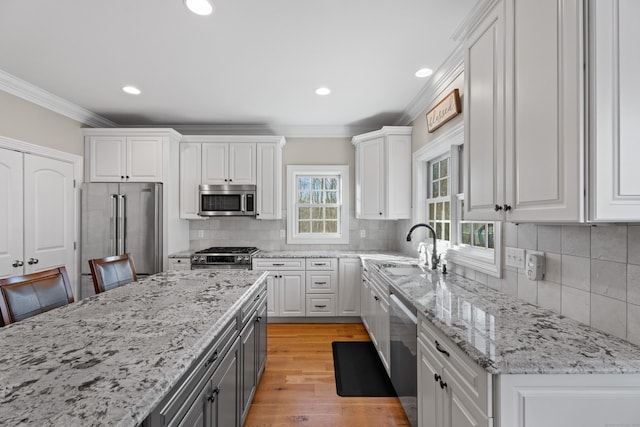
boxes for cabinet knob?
[12,260,24,268]
[121,176,125,179]
[204,351,219,367]
[207,387,220,402]
[379,212,383,215]
[126,175,130,179]
[224,179,228,182]
[494,204,503,212]
[439,379,448,390]
[434,373,441,383]
[256,316,262,322]
[503,204,512,212]
[27,258,39,265]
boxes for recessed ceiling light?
[185,0,214,16]
[315,87,331,96]
[415,68,433,78]
[122,86,141,95]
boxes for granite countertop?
[369,259,640,375]
[254,250,409,259]
[0,269,267,427]
[168,250,193,258]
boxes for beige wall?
[282,137,356,209]
[411,72,464,153]
[0,90,84,156]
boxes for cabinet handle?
[314,281,327,285]
[434,373,441,383]
[434,340,450,357]
[12,260,24,268]
[272,263,285,266]
[314,305,327,308]
[439,379,448,390]
[207,387,220,402]
[494,204,503,211]
[204,350,219,368]
[313,263,327,266]
[503,204,512,212]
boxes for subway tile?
[487,275,501,291]
[561,286,590,325]
[538,281,562,313]
[517,224,538,250]
[502,270,518,296]
[591,224,627,263]
[561,255,590,291]
[464,268,476,281]
[475,272,488,286]
[590,294,627,339]
[627,264,640,306]
[591,259,627,301]
[517,274,538,305]
[538,225,562,253]
[627,303,640,346]
[562,226,591,257]
[629,226,640,266]
[545,252,562,284]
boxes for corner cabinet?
[352,127,412,220]
[463,0,585,223]
[179,136,285,220]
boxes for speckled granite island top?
[0,269,267,427]
[372,260,640,375]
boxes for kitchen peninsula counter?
[0,269,267,427]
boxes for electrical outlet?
[360,229,366,238]
[505,247,525,269]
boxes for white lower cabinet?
[338,258,361,316]
[263,271,305,317]
[168,258,191,271]
[361,262,390,374]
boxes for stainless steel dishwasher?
[389,283,417,427]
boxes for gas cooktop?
[194,246,259,255]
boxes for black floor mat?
[332,341,397,397]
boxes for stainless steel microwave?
[199,184,256,216]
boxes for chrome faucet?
[406,223,440,270]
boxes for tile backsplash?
[458,223,640,347]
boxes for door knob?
[12,260,24,267]
[27,258,39,265]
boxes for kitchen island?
[0,269,267,427]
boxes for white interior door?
[23,154,74,275]
[0,148,24,278]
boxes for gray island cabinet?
[0,269,268,427]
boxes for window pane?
[429,203,435,220]
[325,221,338,233]
[436,223,443,240]
[473,223,486,247]
[432,182,439,198]
[311,191,323,204]
[325,178,338,190]
[299,221,310,233]
[444,201,450,220]
[311,207,324,219]
[488,223,494,249]
[312,221,324,233]
[299,207,310,220]
[440,159,448,177]
[461,223,471,245]
[436,202,443,220]
[298,191,310,204]
[440,178,448,197]
[325,191,337,203]
[298,177,310,190]
[444,223,450,241]
[432,162,439,180]
[430,221,436,230]
[312,178,323,190]
[326,207,338,219]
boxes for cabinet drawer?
[306,294,336,316]
[253,258,304,270]
[168,258,191,271]
[305,270,337,293]
[241,281,267,328]
[305,258,337,270]
[158,317,238,426]
[418,316,491,414]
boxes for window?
[412,124,501,277]
[287,165,349,244]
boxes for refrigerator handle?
[117,194,127,255]
[110,194,118,256]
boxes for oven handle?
[390,293,417,324]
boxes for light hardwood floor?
[244,323,411,427]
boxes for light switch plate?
[505,247,525,269]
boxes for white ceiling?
[0,0,476,135]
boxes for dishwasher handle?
[390,293,417,324]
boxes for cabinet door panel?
[418,339,444,427]
[180,143,202,219]
[229,143,256,184]
[280,272,305,316]
[127,136,163,182]
[386,135,411,219]
[256,143,280,219]
[0,149,24,278]
[338,259,361,316]
[89,136,126,182]
[23,154,74,275]
[240,321,256,421]
[211,339,239,427]
[358,138,385,219]
[266,273,278,317]
[202,143,228,184]
[464,1,505,221]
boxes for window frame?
[412,123,502,278]
[286,165,350,245]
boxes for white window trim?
[412,123,502,278]
[286,165,349,245]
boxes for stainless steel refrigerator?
[81,182,163,298]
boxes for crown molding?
[396,44,464,126]
[451,0,502,42]
[162,123,374,138]
[0,69,117,128]
[351,126,413,145]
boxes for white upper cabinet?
[179,142,202,220]
[463,0,585,223]
[0,149,25,279]
[86,134,164,182]
[256,142,283,220]
[589,0,640,221]
[202,142,256,185]
[352,126,412,220]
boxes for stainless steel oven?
[390,284,417,427]
[198,184,256,217]
[191,247,259,270]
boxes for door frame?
[0,135,83,298]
